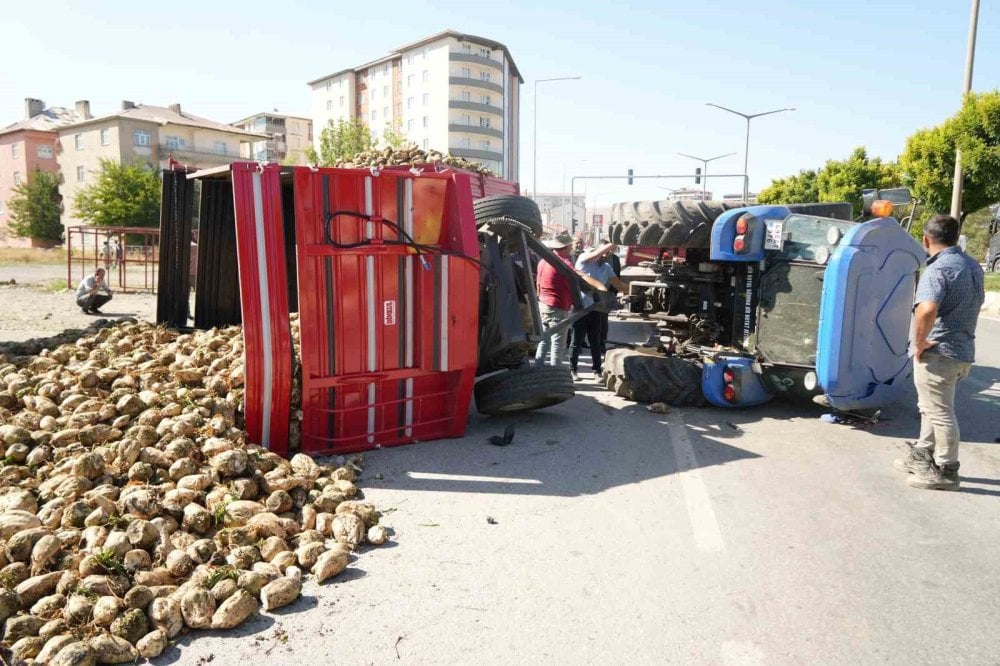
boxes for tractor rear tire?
[475,365,576,415]
[474,195,544,237]
[610,200,738,249]
[603,349,705,406]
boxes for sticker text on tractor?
[743,267,754,345]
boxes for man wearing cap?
[572,243,627,379]
[535,232,575,368]
[76,268,113,314]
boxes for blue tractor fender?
[711,205,791,262]
[702,355,773,408]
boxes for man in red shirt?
[535,233,575,367]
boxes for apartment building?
[57,101,263,227]
[0,99,89,247]
[307,30,521,180]
[232,112,313,164]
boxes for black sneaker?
[893,442,933,474]
[90,307,102,314]
[570,370,580,381]
[908,460,960,491]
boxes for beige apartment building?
[233,112,313,164]
[0,99,88,247]
[57,101,263,227]
[308,30,521,180]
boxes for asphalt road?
[167,316,1000,666]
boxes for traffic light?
[627,168,634,185]
[695,167,702,184]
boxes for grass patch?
[45,278,69,293]
[0,247,65,264]
[986,273,1000,292]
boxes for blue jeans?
[535,304,569,367]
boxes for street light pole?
[950,0,981,220]
[533,76,581,199]
[706,103,795,202]
[677,152,736,200]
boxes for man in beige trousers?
[894,215,985,491]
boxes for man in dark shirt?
[894,215,985,491]
[534,233,575,367]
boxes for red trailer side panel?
[230,163,292,455]
[293,167,479,454]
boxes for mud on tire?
[603,349,705,406]
[475,365,576,415]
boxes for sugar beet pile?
[0,320,388,664]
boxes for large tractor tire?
[609,200,738,249]
[475,365,576,415]
[603,349,705,406]
[474,195,544,237]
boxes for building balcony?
[448,100,503,115]
[448,77,503,94]
[449,52,503,71]
[158,145,234,163]
[448,124,504,139]
[449,147,503,163]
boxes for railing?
[448,100,503,114]
[449,52,503,71]
[448,124,504,139]
[158,145,234,162]
[448,77,503,94]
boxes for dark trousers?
[598,312,610,353]
[77,293,112,312]
[571,311,603,373]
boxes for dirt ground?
[0,262,159,343]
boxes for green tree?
[759,147,902,216]
[7,169,63,241]
[306,117,375,166]
[382,123,406,149]
[74,159,160,228]
[900,91,1000,217]
[758,168,819,206]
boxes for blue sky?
[3,0,998,208]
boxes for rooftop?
[0,106,88,137]
[58,103,266,138]
[231,111,312,126]
[307,29,523,86]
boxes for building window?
[479,47,492,58]
[422,70,429,83]
[372,87,378,100]
[214,141,227,155]
[462,67,471,78]
[76,166,84,182]
[407,119,414,131]
[74,134,84,150]
[134,129,151,146]
[165,136,186,150]
[421,49,427,60]
[326,100,332,111]
[326,81,331,91]
[100,128,110,146]
[407,74,414,87]
[479,117,491,128]
[480,71,491,82]
[13,172,21,186]
[479,139,491,151]
[461,114,471,125]
[339,79,344,88]
[11,143,19,158]
[462,43,471,53]
[480,95,492,106]
[422,116,428,128]
[460,137,470,148]
[36,144,54,159]
[460,91,471,102]
[422,93,429,106]
[383,85,389,97]
[407,97,413,110]
[359,92,366,105]
[383,106,389,118]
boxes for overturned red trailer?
[158,162,532,457]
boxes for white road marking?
[668,419,725,553]
[720,640,767,666]
[406,472,542,485]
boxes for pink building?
[0,99,90,247]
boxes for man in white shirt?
[76,268,113,314]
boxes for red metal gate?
[293,167,479,454]
[231,163,293,453]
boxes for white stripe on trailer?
[251,172,273,449]
[365,176,376,443]
[404,178,414,436]
[440,256,449,371]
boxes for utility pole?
[950,0,981,220]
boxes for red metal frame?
[292,166,480,454]
[230,163,293,455]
